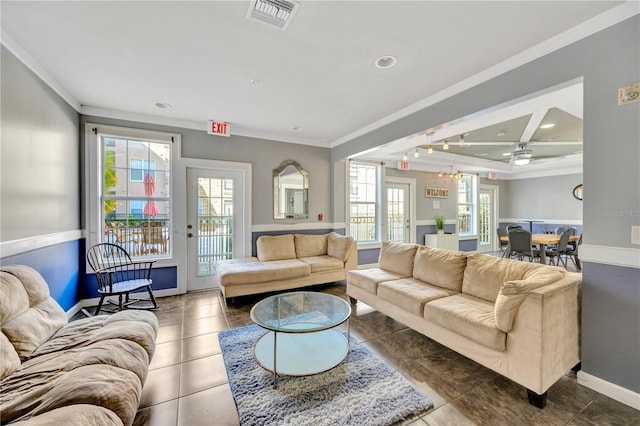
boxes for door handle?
[187,233,193,238]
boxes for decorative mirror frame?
[273,160,309,219]
[573,184,583,201]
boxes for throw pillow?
[256,234,296,262]
[494,268,566,332]
[294,233,329,258]
[327,232,355,261]
[378,241,418,276]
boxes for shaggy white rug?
[219,324,433,426]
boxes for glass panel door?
[386,183,409,242]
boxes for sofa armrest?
[506,273,581,394]
[343,241,358,271]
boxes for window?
[130,159,156,182]
[348,162,380,243]
[457,174,477,236]
[100,132,172,258]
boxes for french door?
[478,185,498,253]
[384,177,415,243]
[186,168,245,291]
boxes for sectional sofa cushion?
[378,278,458,316]
[413,246,468,292]
[257,234,296,261]
[294,233,328,258]
[425,294,506,351]
[298,255,344,273]
[348,268,408,295]
[217,259,310,285]
[378,241,419,276]
[0,266,67,359]
[327,232,355,261]
[494,267,567,332]
[461,254,544,302]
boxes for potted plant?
[435,215,446,235]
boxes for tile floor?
[121,276,639,426]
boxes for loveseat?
[347,242,581,408]
[216,232,357,304]
[1,265,158,425]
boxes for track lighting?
[443,139,449,150]
[414,148,420,158]
[403,152,408,161]
[427,144,433,154]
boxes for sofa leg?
[348,296,358,305]
[225,297,233,306]
[526,390,547,409]
[571,362,582,372]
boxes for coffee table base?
[254,328,349,387]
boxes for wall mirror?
[273,160,309,219]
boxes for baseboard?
[65,288,180,317]
[577,371,640,410]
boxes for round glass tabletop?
[250,291,351,333]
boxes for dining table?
[500,234,580,266]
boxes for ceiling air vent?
[247,0,299,30]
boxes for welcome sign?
[425,187,449,198]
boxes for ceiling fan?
[512,142,533,165]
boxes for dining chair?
[506,224,523,232]
[565,233,583,270]
[508,228,539,262]
[545,229,572,267]
[497,226,510,257]
[140,221,169,255]
[86,243,158,315]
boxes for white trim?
[331,2,640,148]
[0,230,83,258]
[81,106,329,148]
[577,371,640,411]
[252,222,342,233]
[580,245,640,269]
[500,218,583,226]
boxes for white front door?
[186,168,245,291]
[386,183,410,242]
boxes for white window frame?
[346,160,383,247]
[84,123,181,272]
[129,159,156,182]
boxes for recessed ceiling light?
[292,126,301,131]
[375,55,397,69]
[250,79,260,85]
[540,123,555,129]
[497,131,506,137]
[154,102,171,109]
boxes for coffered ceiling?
[2,1,635,178]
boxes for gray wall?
[385,168,458,222]
[501,173,583,221]
[332,16,640,394]
[1,46,80,241]
[81,116,333,226]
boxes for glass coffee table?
[250,291,352,387]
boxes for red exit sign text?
[207,120,231,137]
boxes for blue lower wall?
[251,228,341,257]
[1,237,178,311]
[499,221,583,235]
[0,239,84,311]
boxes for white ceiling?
[1,1,635,177]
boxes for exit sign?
[207,120,231,137]
[397,161,410,170]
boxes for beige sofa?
[1,265,158,425]
[216,232,357,303]
[347,242,581,408]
